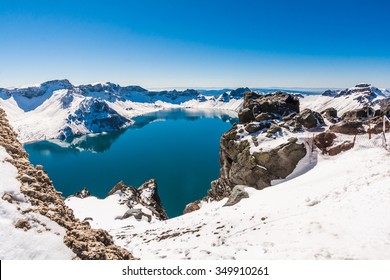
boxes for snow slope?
[66,134,390,260]
[0,147,74,259]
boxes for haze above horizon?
[1,0,389,88]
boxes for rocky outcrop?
[0,108,135,260]
[108,179,168,220]
[321,108,339,123]
[314,132,355,156]
[329,121,365,135]
[207,92,308,202]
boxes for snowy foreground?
[67,139,390,260]
[0,147,74,259]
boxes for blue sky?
[1,0,389,88]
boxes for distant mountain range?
[0,80,389,143]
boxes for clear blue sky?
[1,0,389,88]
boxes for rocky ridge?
[0,108,134,259]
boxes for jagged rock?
[2,193,13,203]
[328,141,355,156]
[314,132,337,154]
[108,179,168,221]
[295,109,325,129]
[74,187,90,198]
[183,200,201,214]
[321,108,339,123]
[329,121,365,135]
[242,92,299,123]
[119,209,152,222]
[342,108,372,121]
[223,185,249,207]
[0,108,135,260]
[15,219,31,231]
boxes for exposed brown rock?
[15,219,31,231]
[328,141,355,156]
[0,108,135,260]
[329,121,365,135]
[314,132,337,154]
[183,200,201,214]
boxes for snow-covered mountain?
[0,80,244,143]
[301,83,390,116]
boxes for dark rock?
[328,141,355,156]
[329,121,365,135]
[244,122,270,133]
[238,108,255,123]
[321,108,339,123]
[15,219,31,231]
[255,113,275,122]
[295,109,325,129]
[314,132,337,153]
[342,108,372,121]
[223,185,249,207]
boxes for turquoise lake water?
[24,109,237,217]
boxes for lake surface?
[24,109,237,217]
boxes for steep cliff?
[0,108,134,259]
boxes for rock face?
[329,121,365,135]
[321,108,339,123]
[207,92,308,201]
[108,179,168,220]
[0,108,134,260]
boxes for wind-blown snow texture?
[0,80,243,143]
[68,138,390,260]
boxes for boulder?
[238,108,255,123]
[329,121,365,135]
[255,113,275,122]
[223,185,249,207]
[314,132,337,153]
[244,122,270,133]
[295,109,325,129]
[321,108,339,123]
